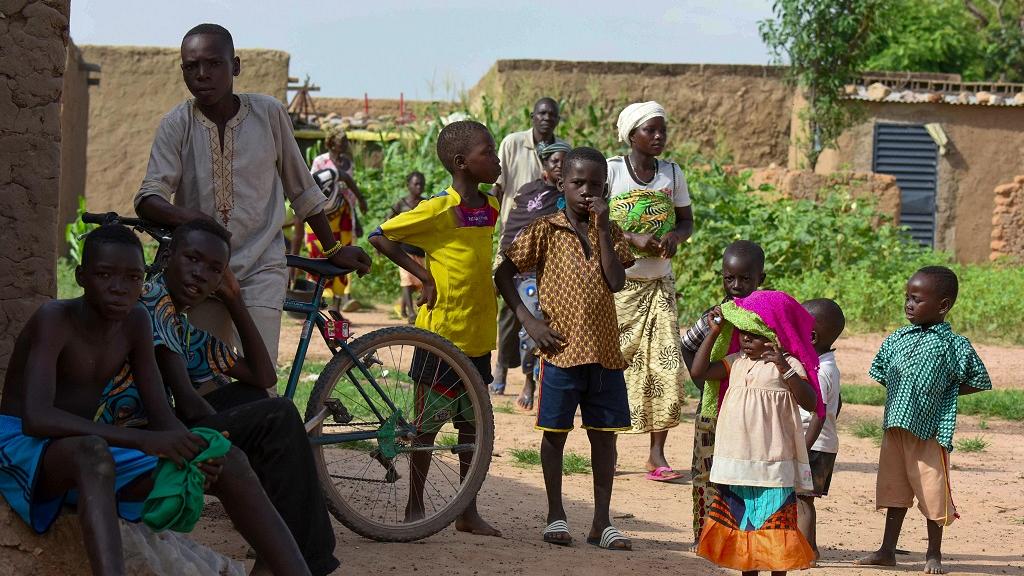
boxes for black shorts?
[806,450,837,497]
[409,349,493,387]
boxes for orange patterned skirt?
[697,485,814,572]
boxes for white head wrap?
[616,101,667,143]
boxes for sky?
[70,0,776,101]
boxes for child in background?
[495,147,635,550]
[856,266,991,575]
[691,290,824,574]
[294,127,368,313]
[680,240,766,549]
[369,120,502,537]
[388,171,427,324]
[492,141,571,404]
[797,298,846,562]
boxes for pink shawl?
[733,290,825,419]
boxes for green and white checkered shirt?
[869,322,991,451]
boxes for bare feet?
[455,509,502,537]
[855,549,897,567]
[924,553,945,574]
[516,381,535,411]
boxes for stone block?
[865,83,891,101]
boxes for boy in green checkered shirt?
[857,266,991,575]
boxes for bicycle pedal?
[361,353,382,367]
[323,398,353,424]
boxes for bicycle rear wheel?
[303,326,494,542]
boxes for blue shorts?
[0,415,158,534]
[535,362,631,432]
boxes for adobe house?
[814,72,1024,263]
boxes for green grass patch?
[842,385,1024,421]
[957,390,1024,421]
[850,419,884,445]
[507,448,591,475]
[954,436,988,453]
[684,380,702,400]
[562,451,592,475]
[493,401,516,414]
[509,448,540,466]
[978,419,989,430]
[841,385,887,406]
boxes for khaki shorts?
[876,428,958,525]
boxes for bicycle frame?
[282,273,408,445]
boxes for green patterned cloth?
[699,302,777,419]
[869,322,991,451]
[609,187,675,255]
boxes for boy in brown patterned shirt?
[495,147,635,551]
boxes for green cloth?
[142,427,231,532]
[869,322,991,451]
[699,302,777,419]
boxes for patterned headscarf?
[537,141,571,160]
[616,101,667,143]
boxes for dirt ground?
[191,309,1024,575]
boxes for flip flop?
[488,382,506,395]
[586,526,631,551]
[542,520,572,546]
[645,466,684,482]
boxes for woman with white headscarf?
[607,101,694,482]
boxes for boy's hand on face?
[214,268,242,303]
[329,246,372,277]
[145,430,208,468]
[658,230,684,258]
[522,315,566,356]
[589,197,610,227]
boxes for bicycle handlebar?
[82,212,171,244]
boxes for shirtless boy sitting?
[0,225,309,576]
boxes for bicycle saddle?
[287,255,352,278]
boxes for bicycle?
[82,212,494,542]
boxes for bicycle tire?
[303,326,494,542]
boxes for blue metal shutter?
[871,123,938,246]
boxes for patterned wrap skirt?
[697,485,815,571]
[615,274,684,434]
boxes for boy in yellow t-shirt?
[369,120,502,537]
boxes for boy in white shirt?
[798,298,846,561]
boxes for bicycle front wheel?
[304,326,494,542]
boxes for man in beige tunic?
[136,23,371,371]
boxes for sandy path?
[190,310,1024,575]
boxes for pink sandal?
[645,466,684,482]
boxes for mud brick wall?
[991,176,1024,261]
[468,60,794,167]
[58,39,88,256]
[747,166,902,223]
[0,0,70,384]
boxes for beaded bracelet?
[782,367,798,380]
[322,242,343,258]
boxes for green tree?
[965,0,1024,81]
[866,0,983,77]
[759,0,887,168]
